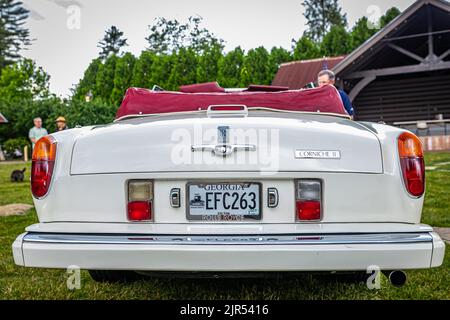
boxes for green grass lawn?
[423,152,450,227]
[0,153,449,300]
[0,162,33,207]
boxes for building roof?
[0,113,8,124]
[333,0,450,76]
[272,56,345,90]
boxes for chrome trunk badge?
[192,126,256,157]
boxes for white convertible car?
[13,83,445,284]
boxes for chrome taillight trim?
[126,179,154,222]
[294,179,323,222]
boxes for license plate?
[187,182,262,221]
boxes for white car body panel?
[70,115,383,174]
[34,173,422,224]
[13,111,445,272]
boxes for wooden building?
[334,0,450,125]
[273,0,450,127]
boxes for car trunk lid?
[70,114,383,175]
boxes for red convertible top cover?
[115,85,347,119]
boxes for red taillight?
[127,201,152,221]
[295,180,322,222]
[31,136,57,198]
[296,200,321,221]
[398,132,425,197]
[127,180,153,221]
[400,157,425,197]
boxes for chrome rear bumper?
[13,231,445,272]
[21,232,434,246]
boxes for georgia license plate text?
[188,183,260,219]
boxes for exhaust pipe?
[384,270,407,287]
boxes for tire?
[88,270,140,283]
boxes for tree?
[148,54,174,90]
[0,0,30,69]
[95,54,118,103]
[347,7,400,51]
[64,99,117,127]
[269,47,292,76]
[186,16,224,54]
[111,52,136,105]
[97,26,128,59]
[167,48,198,90]
[269,47,293,69]
[131,51,156,88]
[146,17,187,54]
[240,46,271,86]
[196,40,223,83]
[0,59,50,102]
[321,25,351,57]
[292,35,321,60]
[0,59,54,141]
[380,7,401,28]
[217,47,244,88]
[0,97,62,141]
[350,17,377,50]
[302,0,347,42]
[146,16,223,55]
[73,58,102,101]
[0,57,121,142]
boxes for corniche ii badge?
[191,126,256,157]
[295,150,341,159]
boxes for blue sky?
[21,0,416,97]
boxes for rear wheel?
[88,270,140,283]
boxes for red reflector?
[31,161,55,198]
[127,201,152,221]
[210,105,245,111]
[400,157,425,197]
[296,200,321,221]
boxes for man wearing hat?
[55,116,69,132]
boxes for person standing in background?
[55,116,69,132]
[317,70,355,118]
[28,117,48,149]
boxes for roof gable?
[334,0,450,76]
